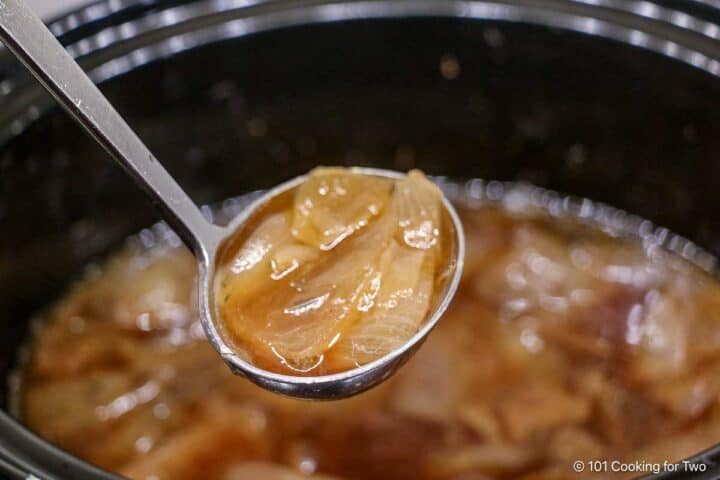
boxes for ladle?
[0,0,464,399]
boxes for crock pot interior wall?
[2,18,720,408]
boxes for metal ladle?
[0,0,464,399]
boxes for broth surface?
[17,195,720,480]
[215,168,454,375]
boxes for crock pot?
[2,0,720,478]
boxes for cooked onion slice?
[224,211,397,371]
[392,169,443,253]
[291,167,392,250]
[328,240,433,368]
[218,213,295,302]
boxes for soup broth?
[16,185,720,480]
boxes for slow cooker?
[2,0,720,478]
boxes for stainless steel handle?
[0,0,222,253]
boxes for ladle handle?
[0,0,222,254]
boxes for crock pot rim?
[5,0,720,143]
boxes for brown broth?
[17,200,720,480]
